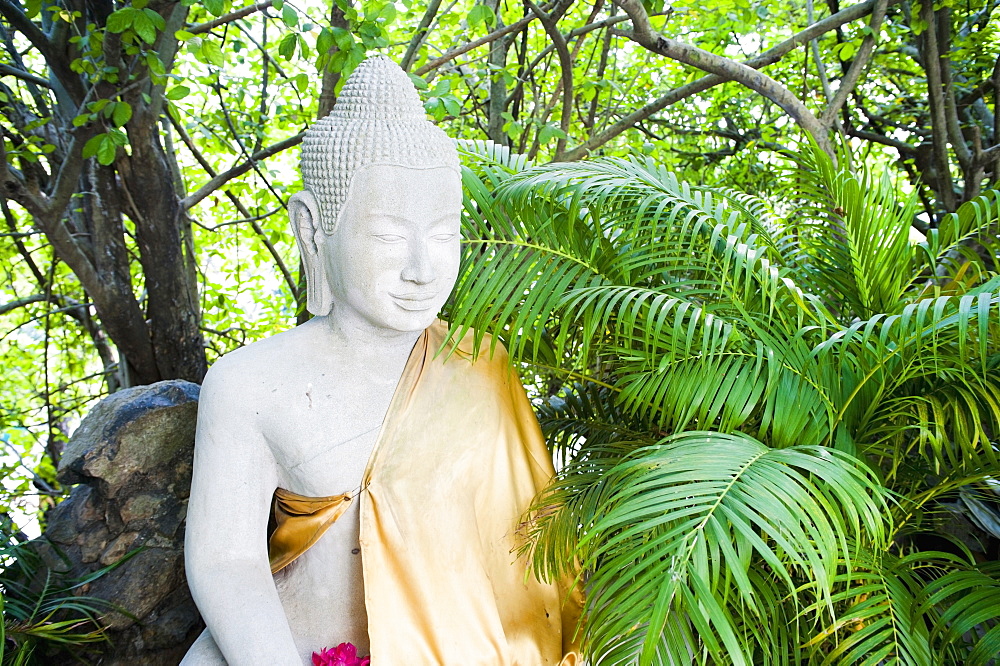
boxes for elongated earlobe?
[289,190,333,316]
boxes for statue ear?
[289,190,333,316]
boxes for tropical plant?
[0,525,132,665]
[448,139,1000,664]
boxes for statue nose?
[401,242,434,284]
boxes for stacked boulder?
[32,380,204,665]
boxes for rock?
[28,380,204,665]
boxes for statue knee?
[180,628,227,665]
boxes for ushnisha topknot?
[300,55,461,234]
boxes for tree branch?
[401,0,443,72]
[613,0,830,153]
[0,63,50,88]
[819,0,887,127]
[846,126,915,153]
[170,114,298,300]
[0,293,46,316]
[919,1,956,211]
[563,0,901,160]
[525,0,573,158]
[0,0,83,102]
[807,0,833,102]
[180,132,304,210]
[189,0,274,35]
[414,11,543,76]
[937,7,972,174]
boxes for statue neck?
[315,306,425,356]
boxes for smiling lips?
[390,292,439,311]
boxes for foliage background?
[0,0,998,661]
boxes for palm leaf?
[525,431,889,665]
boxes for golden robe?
[268,321,582,665]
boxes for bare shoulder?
[200,325,317,414]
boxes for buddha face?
[318,163,462,334]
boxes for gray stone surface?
[30,379,203,665]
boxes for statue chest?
[260,375,398,496]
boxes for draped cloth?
[267,320,582,665]
[268,488,353,574]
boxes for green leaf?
[443,95,461,117]
[107,128,128,146]
[423,96,443,120]
[96,136,116,165]
[72,113,91,127]
[331,26,354,51]
[203,0,225,17]
[281,4,298,28]
[145,52,165,76]
[143,7,165,31]
[174,29,195,41]
[132,10,156,43]
[316,27,334,54]
[112,102,132,127]
[82,134,104,159]
[278,33,297,60]
[200,40,225,67]
[165,85,190,100]
[407,73,429,90]
[432,79,450,95]
[538,123,567,143]
[105,7,134,33]
[467,4,494,28]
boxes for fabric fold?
[268,488,354,574]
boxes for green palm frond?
[787,142,920,318]
[526,431,889,666]
[450,141,1000,664]
[809,293,1000,472]
[536,383,656,467]
[920,559,1000,664]
[453,156,835,367]
[802,549,934,666]
[916,189,1000,281]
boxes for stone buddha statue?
[182,55,580,666]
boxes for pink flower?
[312,642,371,666]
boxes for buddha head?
[289,56,462,334]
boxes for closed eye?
[373,234,405,243]
[431,233,458,242]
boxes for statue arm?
[185,358,300,665]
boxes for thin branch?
[0,293,46,315]
[180,132,304,210]
[525,0,573,158]
[819,0,888,127]
[613,0,830,152]
[401,0,443,72]
[170,114,298,299]
[0,63,50,88]
[563,0,900,160]
[807,0,833,102]
[191,206,283,231]
[505,12,633,116]
[846,126,916,153]
[189,0,274,35]
[938,7,972,173]
[919,1,956,211]
[414,11,543,76]
[975,142,1000,165]
[0,0,83,101]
